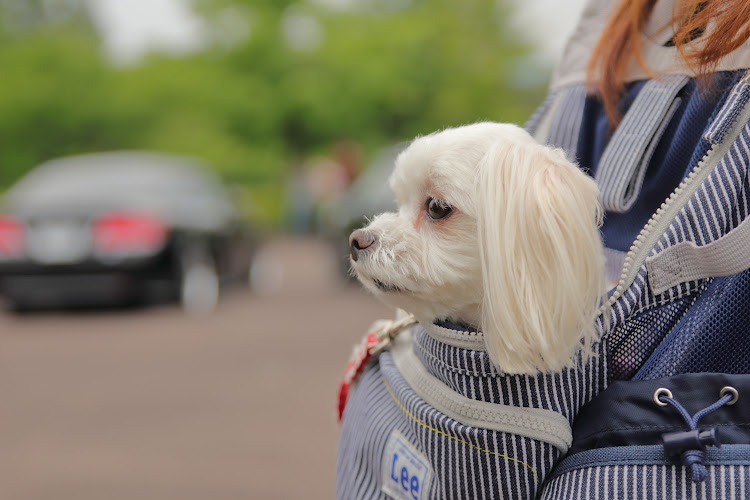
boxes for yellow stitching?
[383,377,540,483]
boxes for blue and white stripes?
[542,445,750,500]
[338,352,565,499]
[543,462,750,500]
[413,326,606,422]
[527,84,587,160]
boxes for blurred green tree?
[0,0,547,226]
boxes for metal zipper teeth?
[603,92,750,319]
[420,321,486,351]
[604,151,715,307]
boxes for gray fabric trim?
[531,85,587,162]
[531,89,563,144]
[595,75,688,213]
[545,85,587,159]
[525,89,559,137]
[647,214,750,295]
[390,330,573,453]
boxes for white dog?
[349,122,605,374]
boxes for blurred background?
[0,0,584,498]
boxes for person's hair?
[587,0,750,124]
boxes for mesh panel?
[635,269,750,379]
[607,295,696,380]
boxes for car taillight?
[0,214,26,258]
[92,211,168,258]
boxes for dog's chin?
[352,268,408,295]
[372,278,404,293]
[353,266,480,329]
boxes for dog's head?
[349,122,604,374]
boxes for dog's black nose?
[349,229,377,262]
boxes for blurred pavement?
[1,236,392,500]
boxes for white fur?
[350,122,605,374]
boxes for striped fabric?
[337,361,409,500]
[337,351,576,499]
[524,89,559,138]
[543,462,750,500]
[527,84,588,160]
[541,446,750,500]
[544,84,587,160]
[706,74,750,145]
[412,326,606,422]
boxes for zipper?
[420,321,486,351]
[602,84,750,318]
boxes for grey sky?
[86,0,586,67]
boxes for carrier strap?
[529,84,587,160]
[596,75,689,213]
[647,214,750,294]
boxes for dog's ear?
[477,141,604,374]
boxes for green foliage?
[0,0,548,227]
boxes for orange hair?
[587,0,750,124]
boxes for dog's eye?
[426,198,453,220]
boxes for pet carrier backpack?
[337,70,750,500]
[337,0,750,490]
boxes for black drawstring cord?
[656,388,736,482]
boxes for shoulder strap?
[595,75,689,213]
[647,214,750,295]
[529,84,587,160]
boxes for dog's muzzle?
[349,229,378,262]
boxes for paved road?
[1,237,392,500]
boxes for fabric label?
[381,429,433,500]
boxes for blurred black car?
[0,151,258,312]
